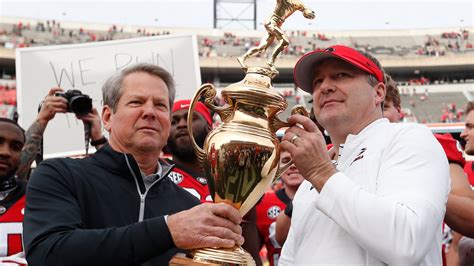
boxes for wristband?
[90,136,108,146]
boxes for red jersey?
[464,161,474,186]
[167,160,212,203]
[0,181,26,259]
[256,189,290,266]
[434,134,465,167]
[434,133,465,266]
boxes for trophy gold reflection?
[170,1,315,265]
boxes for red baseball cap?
[172,99,212,125]
[293,45,384,93]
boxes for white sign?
[16,34,201,158]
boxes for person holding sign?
[23,63,244,265]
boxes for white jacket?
[280,119,450,265]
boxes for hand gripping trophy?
[238,0,315,75]
[171,1,315,265]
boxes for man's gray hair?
[356,50,384,86]
[102,63,176,112]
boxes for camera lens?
[70,96,92,116]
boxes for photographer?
[16,87,104,181]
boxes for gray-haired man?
[24,63,244,266]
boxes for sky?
[0,0,472,31]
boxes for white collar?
[141,161,163,180]
[344,118,389,145]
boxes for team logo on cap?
[324,47,336,53]
[267,206,282,219]
[169,171,184,184]
[0,206,6,214]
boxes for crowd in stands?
[2,19,471,62]
[0,83,16,105]
[416,36,446,56]
[0,19,172,49]
[415,30,473,56]
[407,76,431,85]
[440,103,465,123]
[0,19,473,125]
[396,86,469,123]
[199,30,335,58]
[442,30,470,40]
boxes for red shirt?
[464,161,474,186]
[167,160,212,203]
[0,195,25,258]
[434,133,465,266]
[256,189,290,266]
[434,134,465,167]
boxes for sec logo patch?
[169,171,184,184]
[267,205,281,219]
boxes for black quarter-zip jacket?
[23,144,199,266]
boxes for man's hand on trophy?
[281,114,336,192]
[303,8,315,20]
[167,203,245,249]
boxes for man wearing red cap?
[279,45,449,264]
[167,99,213,202]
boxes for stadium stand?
[0,16,473,124]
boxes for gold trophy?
[171,1,315,265]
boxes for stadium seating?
[0,17,473,124]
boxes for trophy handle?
[274,157,293,184]
[271,105,309,182]
[270,105,309,133]
[188,83,229,165]
[195,83,232,122]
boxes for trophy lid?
[221,69,287,111]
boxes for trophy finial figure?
[237,0,315,74]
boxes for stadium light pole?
[213,0,257,30]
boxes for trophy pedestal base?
[170,246,255,266]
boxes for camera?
[55,89,92,116]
